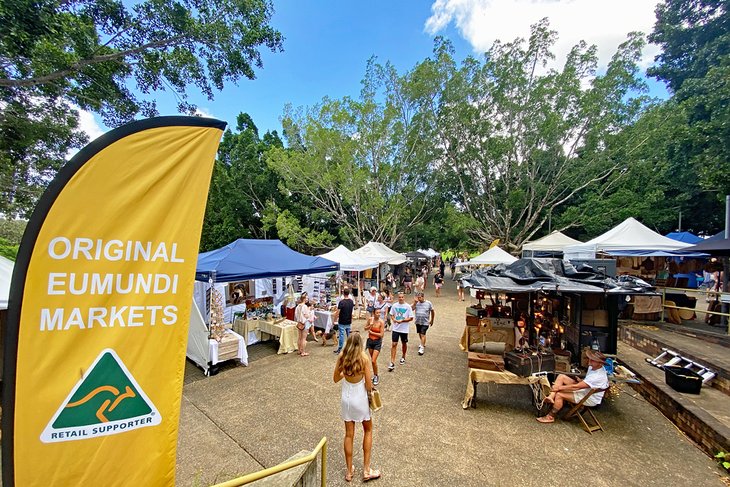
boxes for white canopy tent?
[319,245,379,271]
[1,255,14,310]
[418,248,440,258]
[522,231,582,257]
[354,241,407,265]
[563,217,693,259]
[456,246,517,266]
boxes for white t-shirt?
[576,365,610,406]
[389,302,414,333]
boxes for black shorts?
[391,331,408,343]
[416,324,430,335]
[366,305,375,313]
[366,338,383,351]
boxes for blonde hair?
[338,333,366,377]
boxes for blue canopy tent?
[196,239,339,281]
[665,232,703,244]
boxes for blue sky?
[81,0,670,140]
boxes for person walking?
[421,265,429,291]
[365,286,379,326]
[388,292,414,372]
[402,268,413,294]
[439,259,445,277]
[294,294,310,357]
[334,288,356,354]
[383,289,393,331]
[333,333,381,482]
[415,273,425,294]
[433,271,444,298]
[412,292,435,355]
[364,304,385,386]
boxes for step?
[618,342,730,458]
[619,322,730,396]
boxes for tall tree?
[267,59,438,249]
[423,22,649,250]
[200,113,284,251]
[0,0,283,217]
[648,0,730,198]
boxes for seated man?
[537,350,609,424]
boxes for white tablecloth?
[314,310,334,333]
[209,330,248,366]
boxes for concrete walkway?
[177,277,727,486]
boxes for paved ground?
[177,277,727,487]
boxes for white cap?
[370,286,377,291]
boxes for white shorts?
[573,389,601,407]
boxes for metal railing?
[657,286,730,335]
[212,437,327,487]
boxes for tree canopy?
[0,0,283,217]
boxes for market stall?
[188,239,339,374]
[521,231,583,258]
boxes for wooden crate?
[218,333,240,361]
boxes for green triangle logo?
[41,349,161,443]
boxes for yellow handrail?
[212,436,327,487]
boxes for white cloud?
[76,108,106,142]
[194,108,216,118]
[426,0,660,69]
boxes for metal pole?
[678,211,682,232]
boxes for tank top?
[369,320,384,341]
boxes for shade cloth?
[319,245,379,272]
[353,241,407,265]
[196,239,339,282]
[456,246,517,266]
[665,232,703,244]
[684,237,730,256]
[564,217,693,259]
[522,231,583,253]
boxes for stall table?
[232,319,262,345]
[209,330,248,369]
[258,319,299,354]
[313,310,335,333]
[462,367,551,411]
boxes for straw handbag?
[368,389,382,412]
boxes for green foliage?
[647,0,730,209]
[267,59,439,249]
[423,22,649,250]
[200,113,285,251]
[0,219,27,245]
[0,237,19,260]
[1,0,283,217]
[716,451,730,472]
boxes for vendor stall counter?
[462,367,550,411]
[258,319,299,354]
[208,330,247,375]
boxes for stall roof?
[685,237,730,256]
[196,239,339,282]
[665,231,703,244]
[0,255,13,310]
[456,246,517,266]
[353,241,407,265]
[462,258,655,294]
[418,248,440,258]
[405,250,429,260]
[319,245,379,272]
[522,231,582,252]
[563,217,694,259]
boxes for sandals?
[299,352,310,357]
[536,415,555,423]
[363,469,381,482]
[345,466,355,482]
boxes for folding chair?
[562,387,609,434]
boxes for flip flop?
[536,415,554,423]
[363,469,381,482]
[345,466,354,482]
[300,352,310,357]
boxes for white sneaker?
[399,357,406,365]
[388,362,395,372]
[372,375,379,385]
[418,345,424,355]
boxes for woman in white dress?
[333,333,381,482]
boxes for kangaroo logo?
[41,349,161,443]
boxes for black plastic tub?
[664,365,703,394]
